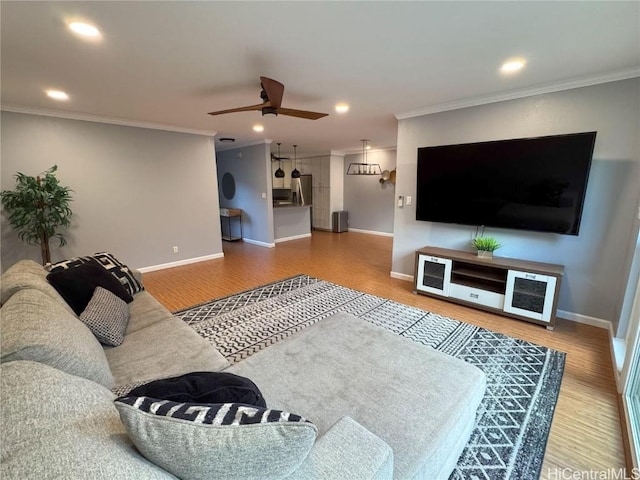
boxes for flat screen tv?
[415,131,596,235]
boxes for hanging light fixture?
[346,139,382,175]
[274,142,285,178]
[291,144,300,178]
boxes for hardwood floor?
[143,231,625,478]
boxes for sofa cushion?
[115,396,317,480]
[126,291,177,334]
[47,261,133,315]
[49,252,144,297]
[0,259,71,312]
[227,312,487,480]
[104,316,230,387]
[80,287,130,346]
[1,361,174,479]
[128,371,266,407]
[0,288,115,389]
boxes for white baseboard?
[348,228,394,238]
[275,233,312,244]
[556,309,612,330]
[138,253,224,273]
[242,238,276,248]
[390,271,414,282]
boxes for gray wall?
[1,111,222,270]
[216,143,274,246]
[344,149,397,234]
[392,78,640,327]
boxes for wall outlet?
[261,192,267,199]
[406,196,413,206]
[172,246,179,254]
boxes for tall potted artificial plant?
[0,165,73,265]
[471,236,502,259]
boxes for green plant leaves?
[471,236,502,252]
[0,165,73,261]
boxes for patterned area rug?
[175,274,565,480]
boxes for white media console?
[413,246,564,329]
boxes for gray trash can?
[332,211,349,233]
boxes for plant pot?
[477,250,493,259]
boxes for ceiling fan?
[208,77,329,120]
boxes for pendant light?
[291,144,300,178]
[274,142,285,178]
[346,139,382,175]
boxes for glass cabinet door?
[504,270,557,322]
[415,254,452,296]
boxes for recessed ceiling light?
[253,124,264,133]
[335,103,349,113]
[46,90,69,101]
[68,21,101,38]
[500,59,526,73]
[366,145,372,150]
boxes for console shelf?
[414,246,564,329]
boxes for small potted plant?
[471,236,502,259]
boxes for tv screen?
[416,132,596,235]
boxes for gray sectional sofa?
[0,259,486,479]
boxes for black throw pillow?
[47,260,134,315]
[127,372,266,408]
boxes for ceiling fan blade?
[277,108,329,120]
[271,153,290,161]
[207,103,267,116]
[260,77,284,109]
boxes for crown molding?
[215,138,272,152]
[395,67,640,120]
[1,104,218,137]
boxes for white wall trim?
[275,233,312,244]
[553,309,612,330]
[216,138,273,152]
[138,253,224,273]
[349,228,394,238]
[395,68,640,119]
[1,105,218,137]
[390,271,414,282]
[242,238,276,248]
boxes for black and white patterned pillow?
[116,396,310,425]
[114,396,317,479]
[91,252,144,296]
[80,287,130,346]
[49,252,144,297]
[47,255,93,272]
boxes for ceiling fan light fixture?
[261,106,278,117]
[347,139,382,176]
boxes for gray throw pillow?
[115,396,317,480]
[80,287,130,346]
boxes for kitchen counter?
[273,203,313,209]
[273,204,312,242]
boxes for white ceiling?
[1,1,639,157]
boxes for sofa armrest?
[287,416,393,480]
